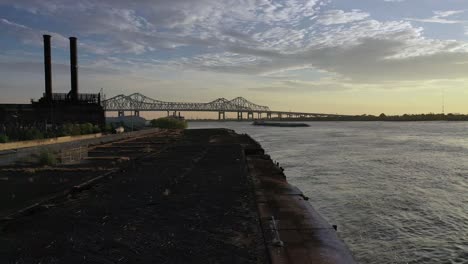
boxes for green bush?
[150,118,187,129]
[103,124,113,133]
[0,134,8,143]
[80,123,92,135]
[60,123,100,136]
[92,125,101,133]
[38,149,57,166]
[23,128,44,140]
[61,123,74,136]
[71,125,81,136]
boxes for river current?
[188,121,468,264]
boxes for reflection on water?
[188,121,468,264]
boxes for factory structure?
[0,35,105,133]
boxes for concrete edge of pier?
[242,134,356,264]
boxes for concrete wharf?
[0,129,355,263]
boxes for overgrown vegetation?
[150,117,187,129]
[0,134,8,143]
[38,149,57,166]
[59,123,101,136]
[1,128,45,141]
[1,123,102,142]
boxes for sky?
[1,0,468,115]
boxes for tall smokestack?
[69,37,78,101]
[43,35,52,102]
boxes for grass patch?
[0,134,8,143]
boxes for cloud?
[317,9,370,25]
[406,10,466,24]
[0,18,109,54]
[0,61,120,75]
[159,17,468,82]
[0,0,322,55]
[249,79,350,93]
[1,0,468,91]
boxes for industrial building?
[0,35,105,134]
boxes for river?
[188,121,468,264]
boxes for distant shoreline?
[187,114,468,122]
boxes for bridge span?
[102,93,345,120]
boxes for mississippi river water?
[188,121,468,264]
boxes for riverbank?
[0,129,355,263]
[187,113,468,122]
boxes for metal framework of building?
[102,93,346,120]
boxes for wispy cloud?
[317,9,370,25]
[407,10,465,24]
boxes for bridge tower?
[218,111,225,120]
[237,112,243,120]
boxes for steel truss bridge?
[102,93,345,120]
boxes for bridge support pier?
[134,111,140,117]
[218,112,225,120]
[267,112,271,119]
[247,112,253,120]
[237,112,243,120]
[173,111,177,117]
[257,112,262,119]
[278,113,282,119]
[118,111,124,117]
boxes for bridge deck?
[102,93,347,117]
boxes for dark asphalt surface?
[0,129,266,264]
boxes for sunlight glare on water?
[188,121,468,264]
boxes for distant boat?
[252,121,309,127]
